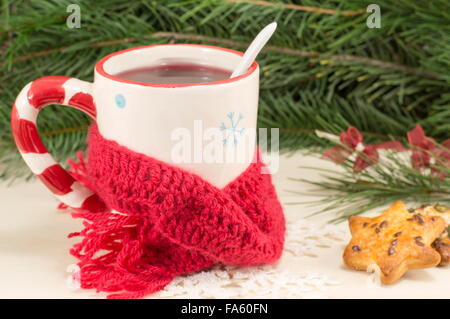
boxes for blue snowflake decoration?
[220,112,245,145]
[115,93,126,109]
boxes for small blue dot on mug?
[115,94,126,108]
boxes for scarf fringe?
[67,153,173,299]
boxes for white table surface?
[1,151,449,299]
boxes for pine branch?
[2,31,440,81]
[293,136,450,223]
[0,0,449,179]
[224,0,366,16]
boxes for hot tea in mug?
[115,63,232,84]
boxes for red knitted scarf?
[67,125,285,299]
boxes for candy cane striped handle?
[11,76,107,213]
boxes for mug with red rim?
[11,44,260,212]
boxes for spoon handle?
[230,22,277,78]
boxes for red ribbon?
[407,124,435,169]
[407,124,450,177]
[322,126,406,172]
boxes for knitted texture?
[68,125,285,299]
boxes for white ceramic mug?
[11,44,260,212]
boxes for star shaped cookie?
[343,201,446,284]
